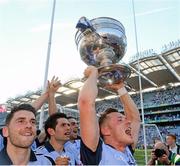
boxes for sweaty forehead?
[57,118,70,124]
[68,118,77,123]
[107,112,124,119]
[13,110,35,119]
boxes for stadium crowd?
[137,125,180,149]
[144,113,180,123]
[0,66,180,165]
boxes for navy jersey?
[64,140,82,165]
[0,147,54,165]
[80,139,137,165]
[0,135,3,152]
[35,141,75,165]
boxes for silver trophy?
[75,17,131,86]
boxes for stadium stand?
[96,86,180,146]
[1,40,180,147]
[1,85,179,146]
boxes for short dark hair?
[45,112,67,139]
[67,116,75,120]
[5,104,36,125]
[167,134,176,141]
[98,108,118,137]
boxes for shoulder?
[35,147,60,161]
[75,139,81,147]
[0,135,4,151]
[177,144,180,149]
[80,138,103,165]
[174,154,180,165]
[0,148,12,165]
[64,141,72,147]
[32,154,55,165]
[34,145,47,153]
[128,145,135,155]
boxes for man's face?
[158,155,169,164]
[53,118,71,142]
[4,110,36,148]
[166,136,175,146]
[68,118,78,140]
[104,112,133,145]
[153,142,169,164]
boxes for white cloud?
[136,7,175,17]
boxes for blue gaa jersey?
[64,140,82,165]
[80,139,137,165]
[0,148,54,165]
[35,141,75,165]
[31,140,37,151]
[0,135,4,151]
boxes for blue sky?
[0,0,179,103]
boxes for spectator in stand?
[166,134,180,154]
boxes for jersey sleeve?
[80,138,103,165]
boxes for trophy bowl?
[75,17,131,86]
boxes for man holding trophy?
[76,17,140,165]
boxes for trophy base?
[98,64,131,86]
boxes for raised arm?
[32,76,61,114]
[78,66,99,152]
[32,91,49,111]
[47,76,61,115]
[106,82,140,149]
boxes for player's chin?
[19,141,33,148]
[128,139,134,145]
[125,136,134,145]
[65,135,71,140]
[73,132,78,137]
[21,135,35,142]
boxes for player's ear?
[2,126,9,137]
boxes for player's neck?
[104,138,126,152]
[7,143,30,165]
[70,139,75,143]
[170,143,176,148]
[49,138,64,152]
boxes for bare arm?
[34,76,61,143]
[78,66,99,152]
[37,129,47,144]
[106,83,141,149]
[120,89,140,149]
[32,92,49,111]
[47,76,61,115]
[32,76,61,114]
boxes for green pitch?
[134,149,152,165]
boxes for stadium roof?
[127,45,180,90]
[4,41,180,111]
